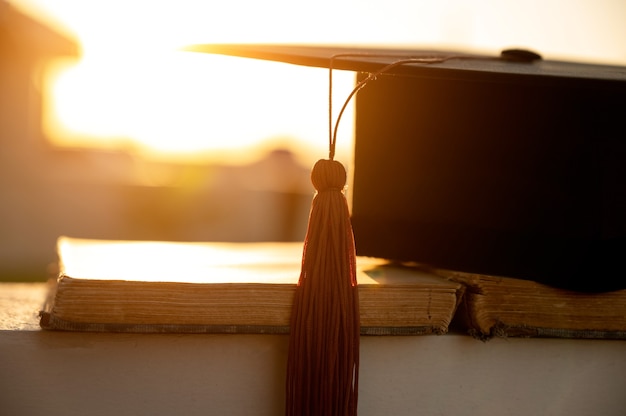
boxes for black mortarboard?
[188,44,626,292]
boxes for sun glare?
[19,0,626,165]
[33,1,357,165]
[45,51,356,165]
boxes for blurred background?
[1,0,625,281]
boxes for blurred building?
[0,2,311,281]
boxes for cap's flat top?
[186,44,626,85]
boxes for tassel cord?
[328,53,464,160]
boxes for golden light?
[27,1,357,165]
[44,51,356,165]
[16,0,626,165]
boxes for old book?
[40,237,464,335]
[444,270,626,340]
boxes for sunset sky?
[12,0,626,165]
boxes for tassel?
[284,53,435,416]
[286,158,360,416]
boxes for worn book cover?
[445,271,626,340]
[40,237,464,335]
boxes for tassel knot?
[311,159,347,192]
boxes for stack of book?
[40,237,626,340]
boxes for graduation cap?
[189,44,626,291]
[188,44,626,415]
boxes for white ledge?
[2,283,626,416]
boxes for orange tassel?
[286,158,360,416]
